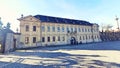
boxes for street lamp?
[115,16,119,30]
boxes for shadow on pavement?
[3,51,120,68]
[1,41,120,68]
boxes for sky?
[0,0,120,32]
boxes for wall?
[19,15,41,47]
[5,33,14,53]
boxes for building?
[18,15,101,47]
[0,18,20,53]
[0,28,15,53]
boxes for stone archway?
[70,37,77,45]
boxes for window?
[58,36,60,41]
[52,26,55,32]
[88,28,90,32]
[48,37,50,42]
[33,26,36,31]
[89,35,91,39]
[62,36,65,41]
[75,28,77,32]
[47,26,50,32]
[67,27,69,32]
[33,37,36,43]
[86,35,88,40]
[57,27,60,32]
[79,28,81,32]
[91,28,92,32]
[83,36,84,40]
[41,26,45,32]
[82,28,84,32]
[79,36,81,40]
[71,28,73,32]
[42,37,45,42]
[91,35,93,39]
[86,28,87,32]
[62,27,64,32]
[25,37,29,44]
[25,25,29,31]
[97,35,99,39]
[53,36,55,41]
[95,35,96,39]
[84,28,87,32]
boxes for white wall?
[5,33,14,53]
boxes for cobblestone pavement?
[0,41,120,68]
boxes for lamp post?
[115,16,120,40]
[115,16,119,30]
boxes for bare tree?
[104,24,113,32]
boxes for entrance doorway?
[13,39,16,50]
[70,37,77,45]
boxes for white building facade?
[18,15,101,47]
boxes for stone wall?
[5,33,14,53]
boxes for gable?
[18,15,40,22]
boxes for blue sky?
[0,0,120,31]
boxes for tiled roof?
[34,15,93,26]
[0,28,14,34]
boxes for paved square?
[0,41,120,68]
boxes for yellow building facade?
[18,15,101,47]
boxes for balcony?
[67,30,77,35]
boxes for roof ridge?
[34,15,93,26]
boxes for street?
[0,41,120,68]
